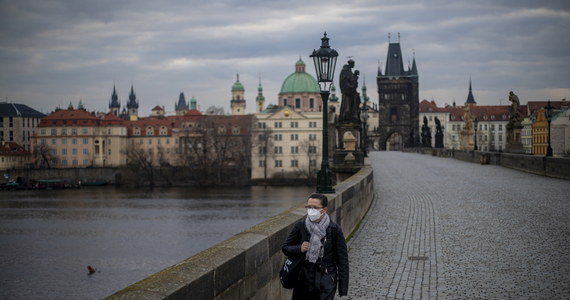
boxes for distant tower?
[190,95,197,110]
[127,84,139,119]
[175,92,189,115]
[109,85,121,116]
[361,76,370,105]
[256,76,266,113]
[377,36,419,150]
[231,74,246,115]
[329,84,340,113]
[465,79,477,106]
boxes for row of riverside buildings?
[2,40,569,182]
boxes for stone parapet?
[404,148,570,180]
[105,166,375,300]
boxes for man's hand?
[300,241,310,253]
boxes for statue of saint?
[463,105,473,131]
[509,91,522,123]
[339,59,360,123]
[435,117,443,134]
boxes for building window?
[83,148,89,154]
[72,138,77,145]
[295,98,301,108]
[134,127,141,136]
[310,160,316,167]
[62,148,67,155]
[61,159,67,166]
[274,146,282,154]
[51,129,57,135]
[309,134,317,141]
[259,146,266,154]
[498,124,503,131]
[291,134,298,141]
[51,139,56,145]
[291,160,298,167]
[291,121,298,128]
[146,127,154,135]
[309,121,317,128]
[72,148,77,155]
[83,138,88,144]
[83,159,90,165]
[82,128,89,134]
[61,128,67,135]
[258,122,266,129]
[274,122,282,128]
[283,99,288,106]
[274,134,282,141]
[309,146,317,153]
[259,160,265,167]
[218,126,226,134]
[275,160,282,167]
[309,98,314,109]
[291,146,299,153]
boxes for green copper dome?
[280,59,320,94]
[232,74,245,91]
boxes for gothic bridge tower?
[376,34,419,150]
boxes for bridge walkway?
[345,151,570,299]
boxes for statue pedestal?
[435,133,444,148]
[506,122,524,153]
[333,123,364,182]
[460,130,474,150]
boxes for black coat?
[282,219,349,299]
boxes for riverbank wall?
[404,148,570,180]
[105,166,375,300]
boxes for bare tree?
[252,126,274,183]
[178,116,252,185]
[33,143,55,169]
[123,143,155,187]
[298,139,319,180]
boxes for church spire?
[465,79,477,105]
[256,75,265,113]
[109,85,120,116]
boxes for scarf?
[304,213,330,263]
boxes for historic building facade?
[0,103,45,151]
[376,40,420,150]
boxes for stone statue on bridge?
[434,116,444,148]
[421,116,432,148]
[339,59,360,124]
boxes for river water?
[0,186,313,299]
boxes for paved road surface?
[346,151,570,299]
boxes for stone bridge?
[107,151,570,299]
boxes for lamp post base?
[316,167,335,194]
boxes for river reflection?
[0,185,313,299]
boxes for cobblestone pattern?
[344,151,570,300]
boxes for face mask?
[307,208,322,222]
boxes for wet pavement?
[346,151,570,299]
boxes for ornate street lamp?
[311,32,338,193]
[473,118,479,151]
[545,100,553,156]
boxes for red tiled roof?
[38,109,99,127]
[0,142,30,156]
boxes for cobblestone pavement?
[345,151,570,300]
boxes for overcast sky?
[1,0,569,115]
